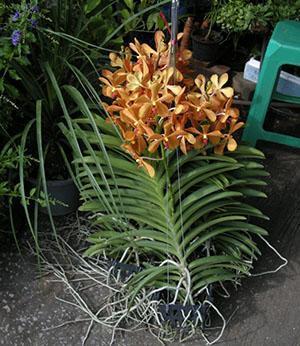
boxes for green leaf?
[146,12,156,30]
[8,69,21,81]
[121,9,131,20]
[124,0,134,10]
[84,0,102,14]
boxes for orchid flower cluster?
[100,31,244,177]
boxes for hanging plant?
[60,29,270,343]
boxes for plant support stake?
[169,0,179,73]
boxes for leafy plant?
[60,100,269,310]
[0,0,41,134]
[213,0,300,35]
[0,145,19,201]
[0,139,52,247]
[58,31,269,324]
[2,0,171,180]
[0,0,170,255]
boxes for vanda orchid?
[60,29,269,344]
[100,31,243,177]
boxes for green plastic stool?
[242,21,300,148]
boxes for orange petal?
[204,108,217,122]
[180,138,187,155]
[219,73,229,88]
[135,95,150,103]
[185,133,196,144]
[141,43,156,56]
[143,161,155,178]
[208,130,223,137]
[180,49,192,60]
[139,123,154,137]
[194,139,205,149]
[136,136,147,153]
[214,142,226,155]
[221,87,234,98]
[106,105,123,113]
[156,102,169,116]
[174,104,187,114]
[229,107,240,118]
[121,109,138,125]
[177,32,184,40]
[160,92,174,103]
[155,31,165,50]
[148,140,161,153]
[210,74,219,87]
[99,77,111,87]
[129,42,141,55]
[102,70,113,79]
[227,137,237,151]
[175,69,183,82]
[232,121,244,133]
[167,85,182,95]
[167,135,180,150]
[195,74,206,93]
[201,125,210,134]
[149,133,162,141]
[164,67,175,84]
[150,83,160,100]
[124,131,135,141]
[208,131,222,145]
[139,103,152,119]
[109,52,123,67]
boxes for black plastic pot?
[191,29,224,62]
[29,178,79,216]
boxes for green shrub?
[213,0,300,34]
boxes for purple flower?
[30,5,39,13]
[29,18,38,28]
[11,30,22,46]
[12,11,20,22]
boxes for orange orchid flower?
[124,129,147,155]
[208,73,234,99]
[193,125,223,149]
[136,82,173,118]
[170,114,197,154]
[99,70,126,98]
[218,98,240,124]
[100,31,243,178]
[122,143,155,178]
[214,120,244,155]
[126,71,145,91]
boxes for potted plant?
[213,0,300,58]
[60,30,269,341]
[190,0,226,62]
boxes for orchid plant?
[60,30,269,341]
[100,31,244,177]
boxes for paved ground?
[1,142,300,346]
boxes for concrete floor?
[1,143,300,346]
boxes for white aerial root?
[201,300,226,345]
[34,231,214,345]
[33,216,282,345]
[251,235,288,277]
